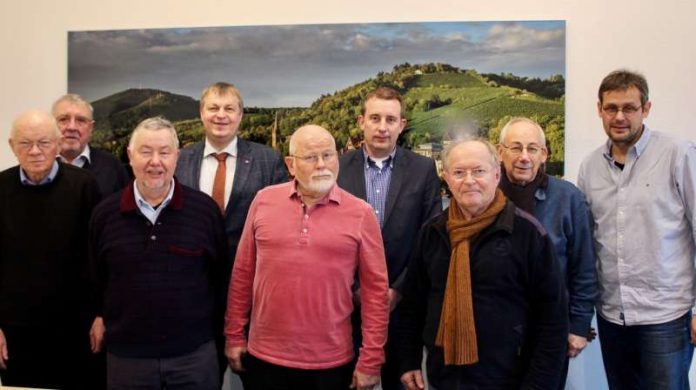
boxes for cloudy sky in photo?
[69,21,565,107]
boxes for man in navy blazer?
[337,87,442,390]
[53,94,129,197]
[175,82,287,253]
[174,82,287,386]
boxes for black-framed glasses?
[601,104,643,116]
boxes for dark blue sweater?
[89,179,229,358]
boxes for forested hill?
[89,63,565,168]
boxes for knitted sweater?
[0,163,100,328]
[89,180,229,358]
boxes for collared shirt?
[58,145,91,168]
[578,127,696,326]
[20,160,59,185]
[364,148,396,227]
[200,137,237,209]
[133,178,175,224]
[225,181,389,376]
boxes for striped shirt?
[364,149,396,227]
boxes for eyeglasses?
[56,115,93,127]
[15,139,56,151]
[448,167,490,181]
[601,104,643,116]
[291,151,337,164]
[500,143,544,156]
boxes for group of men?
[0,69,694,390]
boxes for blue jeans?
[597,313,693,390]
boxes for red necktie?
[212,152,228,213]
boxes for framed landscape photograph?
[68,21,566,175]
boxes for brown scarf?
[436,188,507,365]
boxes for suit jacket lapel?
[346,149,367,199]
[188,142,205,190]
[230,139,253,216]
[384,147,407,226]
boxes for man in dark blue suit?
[53,94,129,197]
[337,87,442,389]
[174,82,287,386]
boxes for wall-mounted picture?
[68,21,566,175]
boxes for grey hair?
[128,116,179,149]
[442,136,499,171]
[51,93,94,117]
[499,117,546,146]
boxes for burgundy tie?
[212,152,228,213]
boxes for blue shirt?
[578,127,696,326]
[363,148,396,227]
[533,176,598,336]
[133,179,175,224]
[20,161,59,185]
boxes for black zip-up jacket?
[396,201,568,389]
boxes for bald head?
[10,110,61,140]
[9,110,62,183]
[288,125,335,155]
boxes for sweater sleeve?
[224,196,259,348]
[567,190,598,336]
[355,208,389,377]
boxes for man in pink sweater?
[225,124,389,390]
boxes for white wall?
[1,1,694,388]
[1,0,694,177]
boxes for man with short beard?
[225,125,389,390]
[578,69,696,389]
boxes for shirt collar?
[121,178,185,213]
[133,178,175,209]
[204,136,238,158]
[602,125,651,162]
[363,146,396,169]
[288,180,342,205]
[58,145,91,167]
[20,160,59,186]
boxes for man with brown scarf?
[497,117,597,389]
[397,138,568,389]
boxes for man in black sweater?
[89,116,228,389]
[0,110,100,388]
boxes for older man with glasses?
[0,110,100,388]
[397,137,567,389]
[225,124,389,390]
[497,117,597,389]
[578,69,696,390]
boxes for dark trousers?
[598,313,693,390]
[1,323,95,389]
[244,353,353,390]
[106,340,219,390]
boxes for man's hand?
[0,328,8,370]
[401,369,425,390]
[388,288,402,312]
[690,316,696,345]
[350,369,380,390]
[226,345,248,373]
[90,317,105,353]
[567,334,588,358]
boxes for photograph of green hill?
[69,21,565,175]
